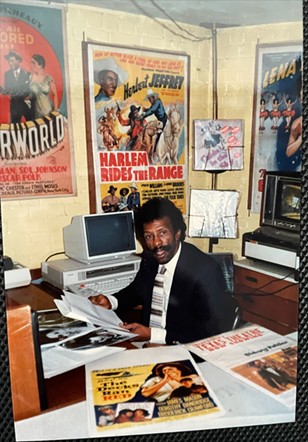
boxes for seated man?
[89,197,236,344]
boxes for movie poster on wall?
[249,42,302,213]
[0,1,76,199]
[83,42,189,214]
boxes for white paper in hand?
[57,290,131,333]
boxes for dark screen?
[85,212,136,257]
[277,181,301,222]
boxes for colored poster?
[0,1,76,199]
[249,43,302,212]
[86,346,224,437]
[193,119,244,171]
[83,42,189,214]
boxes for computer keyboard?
[67,275,134,297]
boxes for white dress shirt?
[106,243,182,344]
[150,243,181,343]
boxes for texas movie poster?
[83,42,189,214]
[249,43,302,213]
[0,1,76,199]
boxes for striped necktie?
[149,265,166,328]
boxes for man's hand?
[88,294,112,309]
[121,322,151,341]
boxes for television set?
[63,211,137,264]
[260,171,300,234]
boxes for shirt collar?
[164,242,182,275]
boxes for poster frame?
[82,41,190,214]
[248,41,302,212]
[0,0,76,200]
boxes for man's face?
[100,70,118,97]
[8,56,20,70]
[143,216,180,264]
[181,379,192,388]
[123,411,133,418]
[133,409,146,420]
[102,407,113,415]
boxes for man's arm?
[164,251,236,344]
[142,100,159,118]
[286,116,302,157]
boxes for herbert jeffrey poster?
[249,42,302,213]
[0,1,76,199]
[82,42,189,214]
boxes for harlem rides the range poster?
[83,43,189,214]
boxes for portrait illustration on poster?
[83,43,189,214]
[249,43,302,213]
[0,2,76,199]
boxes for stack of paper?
[42,340,125,378]
[54,290,135,334]
[39,293,136,378]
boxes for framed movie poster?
[193,119,244,171]
[0,1,76,199]
[82,42,189,214]
[249,42,302,213]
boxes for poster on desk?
[86,346,224,437]
[186,324,297,408]
[0,1,76,199]
[249,42,302,213]
[82,42,189,215]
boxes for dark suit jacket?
[4,68,32,122]
[114,242,236,344]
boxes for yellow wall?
[1,4,303,269]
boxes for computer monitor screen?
[278,182,300,222]
[63,211,137,264]
[261,172,300,233]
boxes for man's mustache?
[151,245,171,254]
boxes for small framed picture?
[193,119,244,171]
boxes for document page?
[54,290,136,334]
[185,324,297,408]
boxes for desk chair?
[209,253,242,330]
[7,304,47,421]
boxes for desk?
[7,281,296,440]
[14,359,295,440]
[6,281,139,412]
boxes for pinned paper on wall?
[193,119,244,171]
[188,189,240,238]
